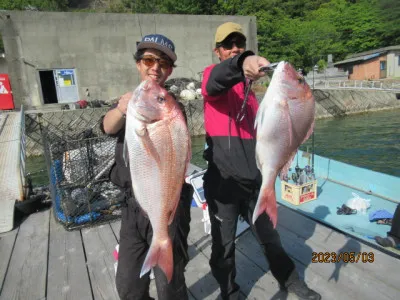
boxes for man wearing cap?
[102,34,193,300]
[201,22,321,300]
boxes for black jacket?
[201,51,262,186]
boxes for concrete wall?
[313,89,400,119]
[0,11,257,109]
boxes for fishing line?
[153,1,157,34]
[135,5,143,86]
[136,4,143,39]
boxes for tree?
[378,0,400,45]
[0,0,396,64]
[0,0,68,11]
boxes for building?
[334,45,400,80]
[0,11,258,109]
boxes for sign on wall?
[54,69,79,103]
[0,74,14,110]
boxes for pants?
[388,204,400,240]
[116,183,193,300]
[203,167,295,300]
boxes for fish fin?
[140,238,174,283]
[280,151,297,180]
[184,137,192,176]
[254,92,268,130]
[254,110,262,130]
[139,129,162,169]
[253,182,278,228]
[301,119,315,145]
[167,206,177,225]
[122,139,129,167]
[255,151,261,171]
[135,123,147,137]
[285,103,294,147]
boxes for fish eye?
[297,76,305,84]
[157,95,166,103]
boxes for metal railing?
[18,105,27,199]
[317,80,400,91]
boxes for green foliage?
[0,0,68,11]
[317,59,327,71]
[0,0,397,70]
[378,0,400,45]
[236,0,394,71]
[158,0,202,15]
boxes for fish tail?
[253,184,278,228]
[140,238,174,283]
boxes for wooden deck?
[0,109,25,233]
[1,202,399,300]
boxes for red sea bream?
[253,61,315,227]
[125,79,191,282]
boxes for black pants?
[203,168,295,300]
[388,204,400,240]
[116,183,193,300]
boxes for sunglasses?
[141,55,172,69]
[217,38,246,50]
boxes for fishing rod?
[312,131,315,176]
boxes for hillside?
[0,0,398,72]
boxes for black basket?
[39,114,122,230]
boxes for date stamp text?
[311,252,374,263]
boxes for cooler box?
[281,180,318,205]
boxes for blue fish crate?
[40,122,123,230]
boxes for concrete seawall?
[25,89,400,157]
[312,89,400,119]
[255,89,400,119]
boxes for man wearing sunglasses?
[101,34,193,300]
[201,22,321,300]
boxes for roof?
[334,45,400,67]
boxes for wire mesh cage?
[38,112,123,230]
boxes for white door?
[54,69,79,103]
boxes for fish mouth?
[275,61,307,83]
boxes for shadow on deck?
[1,202,399,300]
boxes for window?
[380,61,386,70]
[398,56,400,66]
